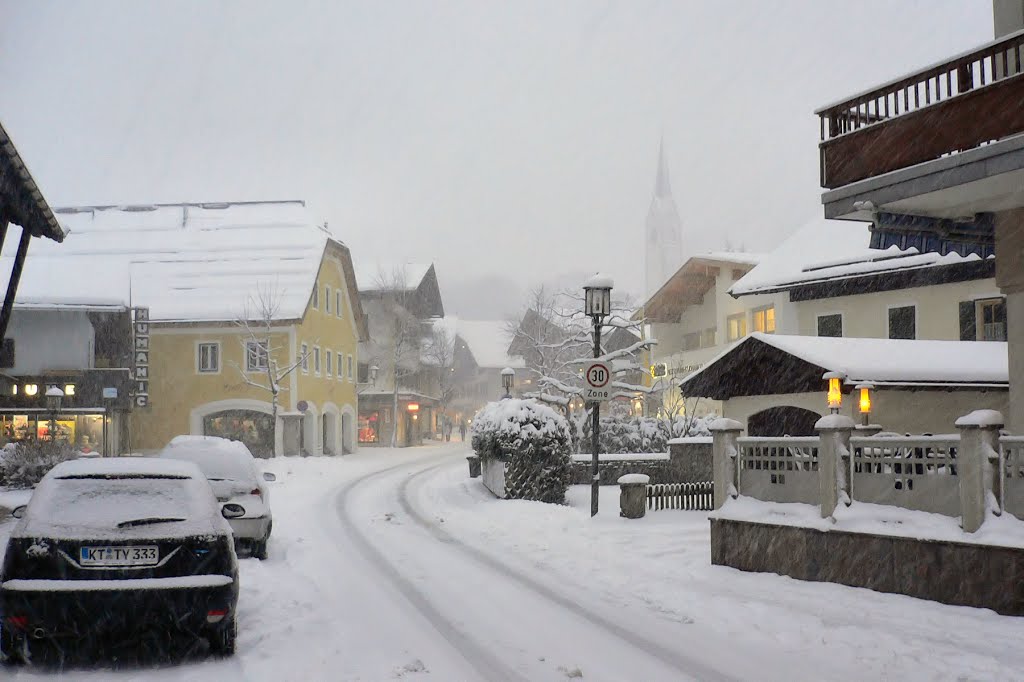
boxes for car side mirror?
[262,472,277,482]
[11,505,26,519]
[222,503,246,519]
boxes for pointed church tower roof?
[654,137,672,198]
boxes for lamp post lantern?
[45,386,64,442]
[583,274,613,517]
[369,365,379,384]
[855,382,874,426]
[501,367,515,399]
[823,371,844,415]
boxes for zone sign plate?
[584,361,611,402]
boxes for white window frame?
[325,348,333,377]
[311,286,319,311]
[313,346,322,376]
[347,354,354,381]
[726,312,746,342]
[196,341,221,374]
[816,312,844,338]
[976,297,1007,341]
[337,352,344,381]
[245,340,269,372]
[300,343,309,373]
[336,290,343,318]
[751,305,776,334]
[886,303,917,340]
[325,286,332,314]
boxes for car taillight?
[6,615,28,630]
[206,609,228,624]
[250,488,261,497]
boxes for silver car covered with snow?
[159,436,275,559]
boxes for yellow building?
[35,201,367,456]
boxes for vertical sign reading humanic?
[132,307,150,408]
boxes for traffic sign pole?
[591,320,601,517]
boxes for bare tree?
[362,268,432,447]
[508,286,658,413]
[424,324,457,419]
[231,282,312,456]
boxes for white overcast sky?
[0,1,994,308]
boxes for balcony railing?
[817,29,1024,188]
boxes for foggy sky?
[0,1,993,311]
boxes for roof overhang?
[822,134,1024,249]
[0,122,65,242]
[679,335,1008,400]
[643,258,747,323]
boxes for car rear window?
[29,476,212,530]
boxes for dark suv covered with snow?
[0,458,243,665]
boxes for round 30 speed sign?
[584,361,611,401]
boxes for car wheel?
[252,538,268,560]
[208,616,237,656]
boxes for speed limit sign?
[583,361,612,402]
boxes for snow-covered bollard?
[956,410,1004,533]
[467,454,481,478]
[618,473,650,519]
[710,418,744,510]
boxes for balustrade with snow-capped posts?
[710,410,1008,532]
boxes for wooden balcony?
[818,29,1024,189]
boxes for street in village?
[4,441,1023,682]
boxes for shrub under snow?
[0,441,80,489]
[471,399,573,504]
[576,413,718,454]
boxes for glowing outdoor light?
[10,384,16,396]
[583,275,613,317]
[823,371,844,414]
[24,384,38,397]
[856,382,874,425]
[406,403,420,412]
[501,367,515,399]
[64,384,76,397]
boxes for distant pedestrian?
[443,419,452,442]
[459,421,467,442]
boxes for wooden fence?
[646,481,713,511]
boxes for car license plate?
[79,546,159,566]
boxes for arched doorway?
[201,410,274,457]
[301,403,319,456]
[748,406,821,437]
[321,408,339,456]
[190,399,275,458]
[341,408,355,454]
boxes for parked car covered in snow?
[0,458,242,664]
[159,435,275,559]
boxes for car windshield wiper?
[116,517,187,528]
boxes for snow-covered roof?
[730,217,983,297]
[697,251,765,266]
[456,319,525,369]
[684,332,1007,389]
[354,263,432,292]
[1,201,335,322]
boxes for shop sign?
[132,307,150,408]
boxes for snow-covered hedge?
[470,399,573,504]
[577,414,717,454]
[0,441,81,489]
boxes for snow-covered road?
[5,441,1024,680]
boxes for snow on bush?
[0,441,81,489]
[576,413,718,454]
[470,399,573,504]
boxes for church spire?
[654,137,672,198]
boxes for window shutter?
[959,301,976,341]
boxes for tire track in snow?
[332,454,529,682]
[397,460,737,682]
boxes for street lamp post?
[583,274,613,517]
[45,386,64,442]
[501,367,515,399]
